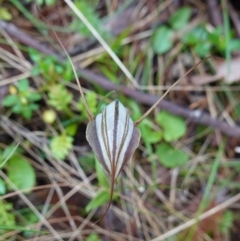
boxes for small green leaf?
[152,26,174,54]
[86,189,116,213]
[95,158,109,188]
[169,7,191,30]
[45,0,56,6]
[228,39,240,52]
[7,156,36,192]
[31,66,40,76]
[156,143,189,168]
[86,234,101,241]
[220,211,234,233]
[50,134,73,160]
[183,26,208,45]
[148,132,163,143]
[28,93,41,102]
[0,8,12,21]
[0,178,6,195]
[156,111,187,142]
[65,123,78,136]
[208,26,223,45]
[2,146,15,160]
[12,102,22,113]
[62,61,74,81]
[29,103,39,111]
[18,79,29,92]
[194,42,212,57]
[36,0,44,5]
[48,84,73,111]
[29,49,42,62]
[128,100,142,120]
[22,211,40,238]
[55,65,64,74]
[140,120,162,144]
[2,95,18,107]
[1,145,21,167]
[22,108,32,119]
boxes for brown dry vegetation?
[0,0,240,241]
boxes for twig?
[0,20,57,56]
[1,20,240,137]
[206,0,222,26]
[79,68,240,137]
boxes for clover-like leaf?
[18,79,29,92]
[152,26,174,54]
[7,156,36,193]
[169,7,191,30]
[156,143,189,168]
[21,107,32,119]
[27,93,42,102]
[140,119,162,144]
[156,111,187,142]
[50,134,73,160]
[2,95,18,107]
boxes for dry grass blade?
[135,57,210,126]
[64,0,139,87]
[0,72,32,86]
[0,142,20,168]
[151,192,240,241]
[1,1,240,240]
[0,170,64,241]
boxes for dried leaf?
[191,57,240,85]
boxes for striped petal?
[86,100,140,180]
